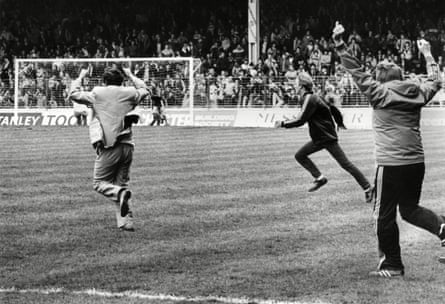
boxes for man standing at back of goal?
[332,21,445,278]
[69,66,149,231]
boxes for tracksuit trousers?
[295,140,370,190]
[373,162,444,270]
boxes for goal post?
[13,57,199,124]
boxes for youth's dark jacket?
[283,92,338,145]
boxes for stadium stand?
[1,0,445,107]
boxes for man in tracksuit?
[333,22,445,277]
[275,72,373,202]
[69,66,149,231]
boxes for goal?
[13,57,199,116]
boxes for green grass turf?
[1,126,445,304]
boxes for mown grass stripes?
[1,126,445,304]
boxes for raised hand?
[332,21,345,46]
[274,120,283,128]
[417,39,440,80]
[417,39,432,57]
[79,68,90,79]
[122,67,133,78]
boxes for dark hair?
[103,67,124,86]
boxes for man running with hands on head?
[69,65,150,231]
[332,21,445,278]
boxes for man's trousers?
[93,143,134,202]
[373,162,443,270]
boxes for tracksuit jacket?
[283,92,338,145]
[336,46,441,166]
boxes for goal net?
[13,57,200,112]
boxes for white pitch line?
[0,287,332,304]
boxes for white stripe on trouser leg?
[373,166,383,221]
[374,166,385,267]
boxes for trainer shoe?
[439,223,445,263]
[369,269,404,278]
[308,177,328,192]
[365,186,375,204]
[119,189,132,217]
[119,212,135,232]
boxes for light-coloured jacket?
[336,47,441,166]
[69,80,149,148]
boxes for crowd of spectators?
[1,0,445,108]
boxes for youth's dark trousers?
[294,140,370,190]
[373,162,444,270]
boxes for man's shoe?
[308,177,328,192]
[369,269,404,278]
[119,212,135,232]
[365,186,375,204]
[439,223,445,263]
[119,189,132,217]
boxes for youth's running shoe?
[308,177,328,192]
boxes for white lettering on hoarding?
[194,113,236,126]
[351,113,363,123]
[0,114,42,126]
[1,108,444,128]
[56,115,66,125]
[41,114,77,126]
[167,114,191,126]
[195,114,236,121]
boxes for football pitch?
[1,126,445,304]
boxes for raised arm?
[69,68,95,105]
[417,39,441,81]
[122,67,150,103]
[332,22,387,106]
[416,39,442,102]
